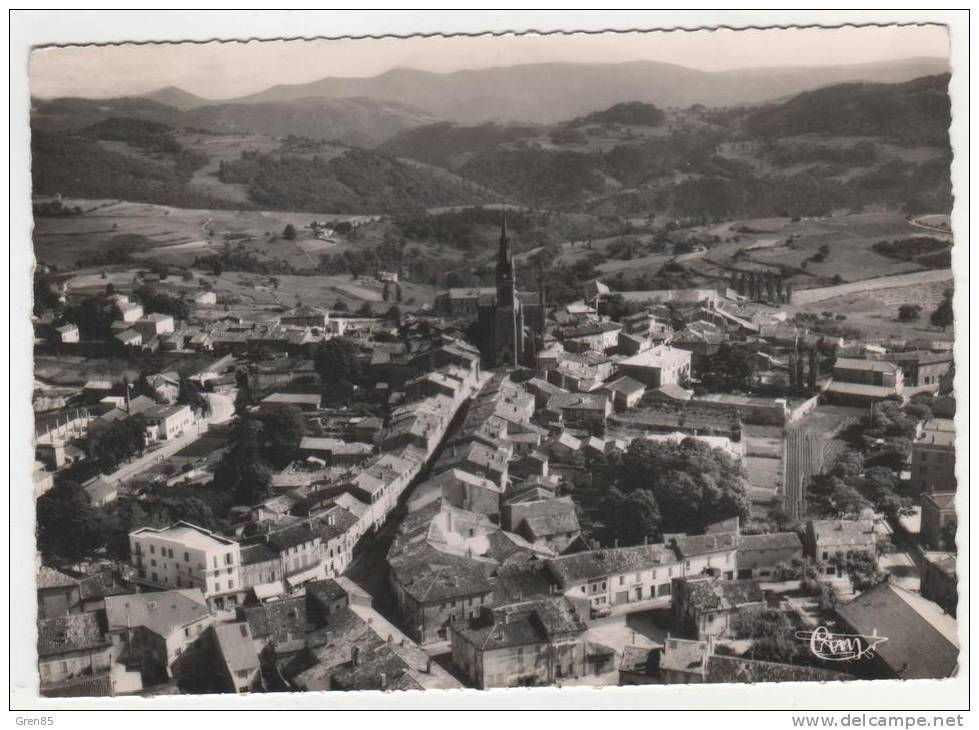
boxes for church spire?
[498,211,511,266]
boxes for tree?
[333,299,349,312]
[178,376,211,416]
[314,337,361,384]
[92,416,147,473]
[898,304,921,321]
[599,487,661,546]
[212,416,272,505]
[702,343,756,393]
[255,405,305,469]
[282,223,298,241]
[930,288,953,330]
[355,301,373,317]
[831,481,870,515]
[36,482,105,562]
[616,437,749,534]
[736,608,800,664]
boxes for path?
[788,269,953,307]
[102,392,234,485]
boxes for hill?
[745,74,952,146]
[225,57,948,124]
[31,95,437,148]
[378,121,540,168]
[566,101,666,128]
[216,147,501,213]
[141,86,210,111]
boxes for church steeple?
[496,212,515,306]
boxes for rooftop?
[547,544,676,587]
[834,357,899,374]
[131,521,238,551]
[105,589,210,638]
[37,612,109,658]
[215,622,261,674]
[836,582,959,679]
[619,345,692,369]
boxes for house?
[911,419,956,493]
[450,597,590,688]
[129,522,242,610]
[104,589,213,689]
[291,603,462,691]
[920,491,956,550]
[56,323,79,344]
[736,532,803,580]
[546,544,680,610]
[298,437,374,467]
[547,392,611,432]
[803,519,877,577]
[146,371,181,404]
[114,329,142,348]
[598,375,646,412]
[137,313,176,339]
[502,497,581,554]
[671,576,765,639]
[388,550,494,645]
[434,441,510,491]
[920,552,957,616]
[37,612,113,697]
[193,290,217,306]
[409,468,504,517]
[671,531,739,581]
[280,305,329,329]
[878,350,952,388]
[214,622,263,693]
[37,566,81,619]
[646,383,694,403]
[143,403,194,441]
[835,582,959,679]
[82,477,118,508]
[116,302,144,322]
[260,392,322,412]
[825,358,904,405]
[616,345,692,388]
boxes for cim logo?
[795,626,888,662]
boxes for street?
[103,392,234,485]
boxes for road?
[103,392,234,485]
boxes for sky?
[30,24,950,100]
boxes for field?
[783,269,954,340]
[32,198,378,271]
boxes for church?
[476,217,546,368]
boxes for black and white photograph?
[10,10,968,715]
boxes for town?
[32,214,958,697]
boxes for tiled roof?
[681,577,764,612]
[547,544,676,587]
[243,596,307,644]
[673,531,738,558]
[105,589,209,638]
[37,612,109,658]
[809,519,876,549]
[706,655,852,683]
[37,565,79,591]
[452,597,585,651]
[215,622,261,673]
[739,532,802,552]
[40,672,113,698]
[836,582,959,679]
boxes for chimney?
[351,646,360,667]
[425,658,432,674]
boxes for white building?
[143,404,194,441]
[193,291,217,306]
[130,522,242,610]
[138,313,176,338]
[117,302,144,323]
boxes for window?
[581,586,587,594]
[185,627,190,638]
[150,559,157,567]
[213,556,218,569]
[168,548,174,558]
[619,576,624,586]
[228,580,234,590]
[685,561,691,570]
[150,545,155,554]
[601,582,607,590]
[151,572,158,583]
[184,552,189,562]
